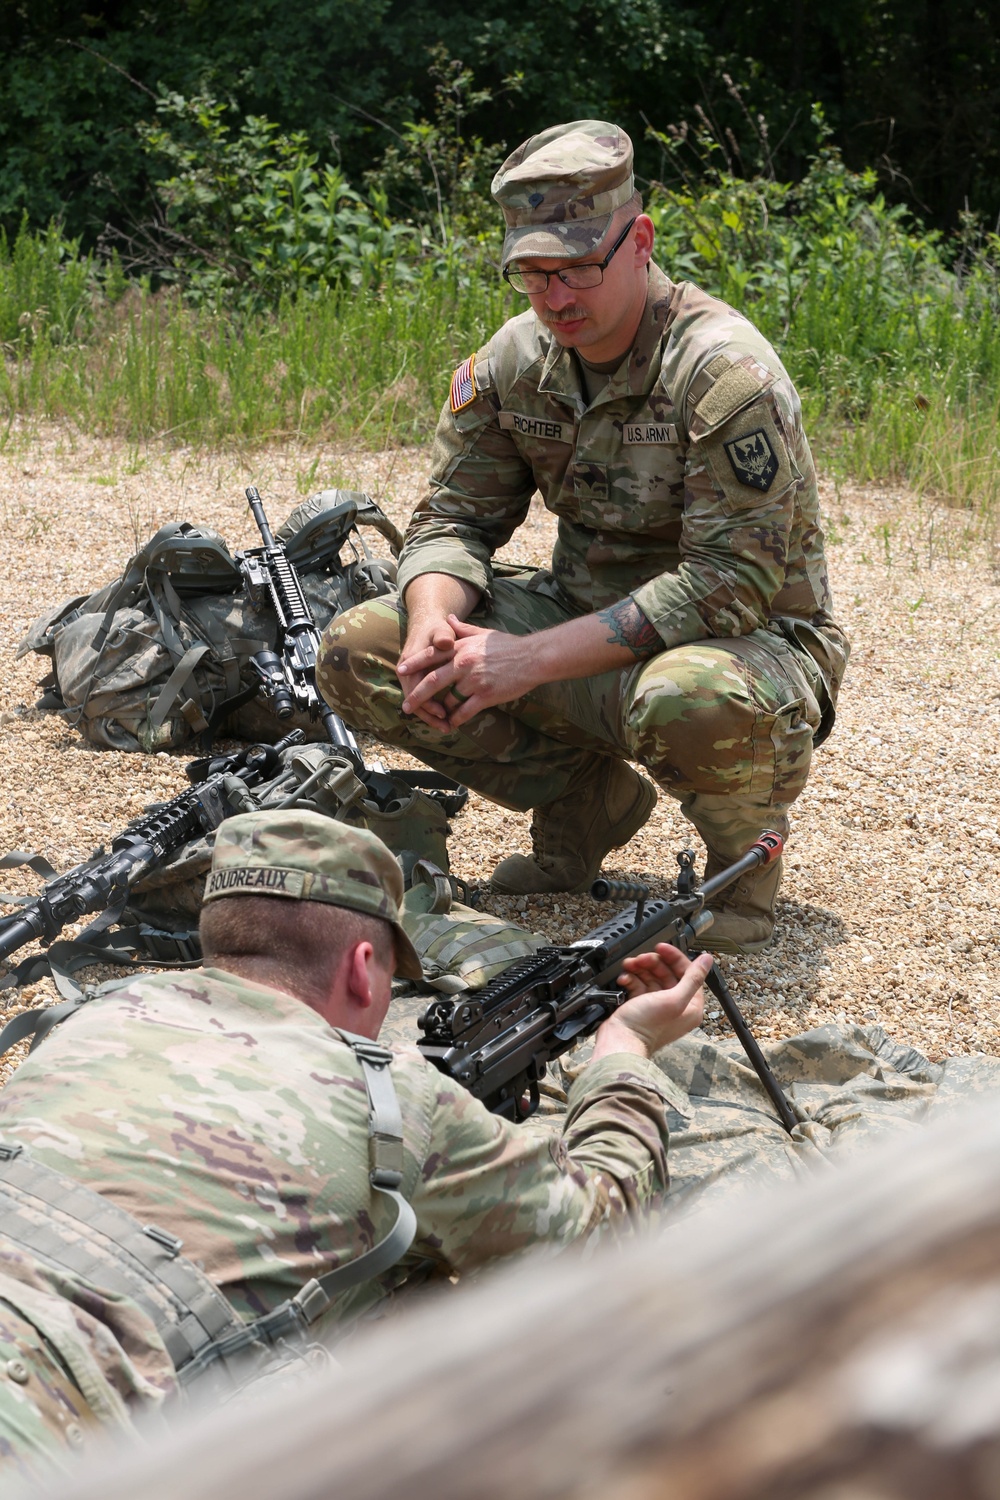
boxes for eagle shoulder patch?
[723,429,779,492]
[450,353,477,413]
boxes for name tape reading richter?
[205,867,307,899]
[499,412,574,444]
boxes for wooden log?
[48,1100,1000,1500]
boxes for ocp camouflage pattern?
[317,266,848,855]
[397,263,846,676]
[0,1233,173,1484]
[492,119,635,263]
[0,966,674,1474]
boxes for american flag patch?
[449,353,477,413]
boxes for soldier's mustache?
[544,307,588,324]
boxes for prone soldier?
[0,810,708,1482]
[316,119,849,952]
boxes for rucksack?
[18,490,401,753]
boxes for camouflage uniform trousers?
[317,573,827,859]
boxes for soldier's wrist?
[592,1019,652,1063]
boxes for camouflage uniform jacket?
[0,968,673,1343]
[397,264,843,691]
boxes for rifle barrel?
[245,486,277,549]
[0,912,44,962]
[698,830,783,904]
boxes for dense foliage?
[2,1,999,244]
[4,105,1000,510]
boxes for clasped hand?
[397,614,540,731]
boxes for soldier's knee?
[316,599,405,718]
[621,641,812,800]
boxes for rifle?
[237,486,464,816]
[238,486,370,768]
[417,832,799,1133]
[0,732,305,979]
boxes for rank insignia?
[450,353,477,413]
[723,429,778,491]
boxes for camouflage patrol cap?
[491,120,634,267]
[205,810,423,980]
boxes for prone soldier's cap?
[492,119,635,268]
[204,810,423,980]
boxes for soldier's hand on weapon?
[591,945,712,1062]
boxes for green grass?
[3,202,1000,518]
[0,265,513,447]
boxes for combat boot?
[702,847,783,953]
[490,758,657,895]
[681,793,789,955]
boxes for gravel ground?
[1,420,998,1082]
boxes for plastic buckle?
[352,1039,393,1069]
[0,1142,23,1162]
[293,1279,331,1326]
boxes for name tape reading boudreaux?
[206,866,307,899]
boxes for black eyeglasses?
[503,217,638,294]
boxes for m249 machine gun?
[417,832,798,1133]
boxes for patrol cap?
[204,810,423,980]
[491,120,635,268]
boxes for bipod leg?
[700,958,799,1135]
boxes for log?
[48,1101,1000,1500]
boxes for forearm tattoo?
[597,599,662,659]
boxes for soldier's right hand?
[591,945,710,1062]
[398,615,460,727]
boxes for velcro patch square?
[450,354,477,413]
[723,429,779,492]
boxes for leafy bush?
[104,92,423,310]
[644,102,1000,482]
[5,93,1000,512]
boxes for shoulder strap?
[0,1029,416,1393]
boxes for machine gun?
[417,832,798,1133]
[0,732,305,979]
